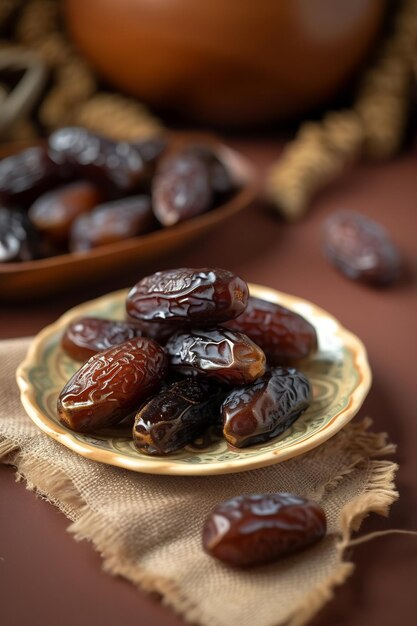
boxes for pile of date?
[0,128,236,262]
[58,267,327,567]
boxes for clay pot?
[64,0,386,126]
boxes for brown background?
[1,139,417,625]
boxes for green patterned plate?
[16,285,371,475]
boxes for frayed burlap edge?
[288,458,398,626]
[0,419,398,626]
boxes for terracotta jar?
[65,0,386,126]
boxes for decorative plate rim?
[16,284,372,476]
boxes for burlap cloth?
[0,337,398,626]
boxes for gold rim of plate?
[16,284,372,476]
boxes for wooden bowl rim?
[0,131,258,275]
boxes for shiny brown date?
[152,151,212,225]
[125,315,184,345]
[165,327,266,385]
[57,337,167,432]
[322,210,402,285]
[28,181,103,245]
[222,367,311,447]
[133,379,223,455]
[48,127,148,193]
[70,195,156,251]
[126,267,249,324]
[202,493,326,567]
[0,207,40,262]
[61,317,142,361]
[132,137,167,167]
[186,145,236,197]
[0,146,62,205]
[225,296,317,363]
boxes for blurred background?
[0,0,416,301]
[0,0,396,136]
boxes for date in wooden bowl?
[0,133,256,300]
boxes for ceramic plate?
[16,285,371,475]
[0,134,256,299]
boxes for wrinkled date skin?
[322,210,402,286]
[133,379,224,455]
[126,267,249,324]
[152,151,212,226]
[202,493,327,567]
[166,327,266,385]
[0,146,61,205]
[225,296,317,363]
[126,314,185,345]
[57,337,167,432]
[48,127,149,193]
[222,367,311,447]
[70,195,156,251]
[61,317,142,361]
[0,207,40,262]
[28,181,103,245]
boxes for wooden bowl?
[0,134,256,300]
[65,0,386,126]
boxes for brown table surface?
[1,139,417,626]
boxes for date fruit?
[125,315,184,345]
[132,137,167,166]
[322,210,402,285]
[0,207,40,262]
[57,337,167,432]
[126,268,249,324]
[0,146,61,205]
[28,181,103,245]
[70,195,156,251]
[152,151,212,225]
[48,127,147,193]
[133,379,223,455]
[225,296,317,363]
[222,367,311,447]
[202,493,326,567]
[186,145,236,196]
[61,317,142,361]
[166,327,266,385]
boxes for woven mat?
[0,337,398,626]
